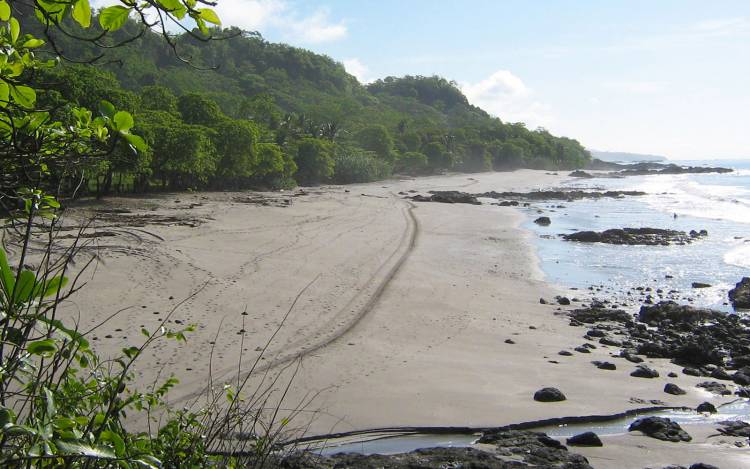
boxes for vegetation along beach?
[1,1,748,468]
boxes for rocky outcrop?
[628,417,692,442]
[569,170,594,178]
[410,191,481,204]
[477,430,592,468]
[562,228,707,246]
[729,277,750,310]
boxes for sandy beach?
[60,169,748,468]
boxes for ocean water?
[523,159,750,312]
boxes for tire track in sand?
[173,197,419,403]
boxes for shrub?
[332,152,392,184]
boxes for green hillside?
[22,13,591,195]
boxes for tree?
[177,93,224,126]
[355,125,394,161]
[141,85,179,113]
[295,138,334,184]
[211,118,260,183]
[422,141,452,170]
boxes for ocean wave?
[635,175,750,224]
[724,244,750,268]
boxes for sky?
[99,0,750,160]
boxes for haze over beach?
[1,1,750,469]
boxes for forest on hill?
[19,9,591,197]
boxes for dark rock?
[710,368,732,381]
[586,329,606,337]
[411,190,481,205]
[696,381,731,395]
[668,372,678,378]
[638,301,723,325]
[593,361,617,370]
[504,339,516,344]
[539,297,548,304]
[559,350,573,356]
[689,464,720,469]
[563,228,704,246]
[691,282,711,289]
[628,416,692,442]
[717,420,750,437]
[477,430,593,468]
[568,306,632,324]
[696,402,717,413]
[621,350,644,363]
[566,431,602,446]
[631,364,659,378]
[556,295,571,305]
[533,387,566,402]
[574,346,591,354]
[534,216,551,226]
[496,200,519,206]
[736,387,750,398]
[729,277,750,309]
[664,383,686,395]
[569,170,594,178]
[683,367,702,376]
[732,372,750,385]
[599,336,623,346]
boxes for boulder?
[628,416,692,442]
[696,402,717,413]
[696,381,731,395]
[533,387,566,402]
[593,361,617,370]
[631,364,659,378]
[691,282,711,289]
[534,216,551,226]
[569,170,594,178]
[562,228,702,246]
[729,277,750,309]
[566,431,603,447]
[664,383,686,395]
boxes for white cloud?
[603,81,667,94]
[461,70,552,128]
[93,0,347,44]
[215,0,347,43]
[694,17,750,36]
[342,58,369,83]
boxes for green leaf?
[27,339,57,356]
[0,1,10,22]
[199,8,221,25]
[101,430,126,456]
[44,388,57,418]
[13,270,36,303]
[9,17,19,43]
[55,440,117,459]
[99,5,130,32]
[72,0,91,28]
[123,133,147,152]
[0,406,15,427]
[134,456,162,469]
[122,346,139,359]
[40,275,68,298]
[113,111,133,132]
[0,247,14,294]
[98,100,116,119]
[10,85,36,108]
[21,38,45,48]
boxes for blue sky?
[184,1,750,159]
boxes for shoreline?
[60,169,749,467]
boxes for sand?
[58,169,749,468]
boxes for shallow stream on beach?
[309,400,750,455]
